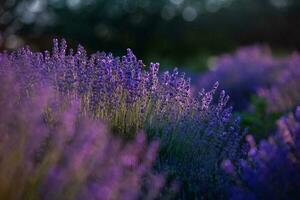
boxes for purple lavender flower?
[223,106,300,200]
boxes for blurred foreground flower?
[0,73,167,200]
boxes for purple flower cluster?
[155,84,247,199]
[197,45,282,110]
[0,39,192,136]
[0,39,245,199]
[259,53,300,112]
[223,107,300,200]
[0,73,167,200]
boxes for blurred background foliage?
[1,0,300,72]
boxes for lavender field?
[0,0,300,200]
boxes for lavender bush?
[197,45,300,113]
[154,85,247,199]
[0,39,246,199]
[223,107,300,200]
[197,45,282,111]
[0,39,190,137]
[0,72,167,200]
[259,53,300,113]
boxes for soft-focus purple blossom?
[197,45,300,113]
[0,73,165,200]
[197,45,282,111]
[258,53,300,112]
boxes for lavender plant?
[197,45,281,111]
[0,73,166,200]
[223,107,300,200]
[258,53,300,113]
[154,83,247,199]
[0,39,246,199]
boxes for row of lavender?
[0,39,299,199]
[198,45,300,113]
